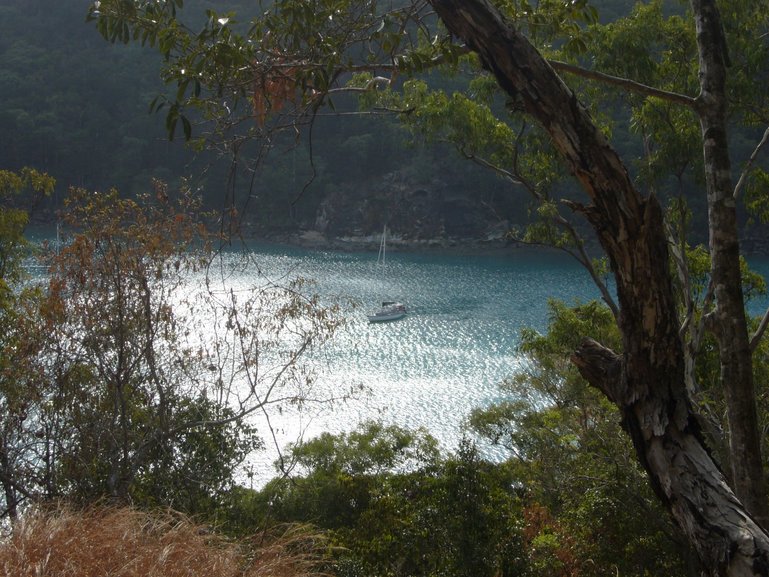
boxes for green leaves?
[0,167,55,197]
[164,102,192,141]
[288,420,440,477]
[0,168,54,286]
[257,423,525,577]
[744,167,769,225]
[470,300,688,575]
[0,168,57,518]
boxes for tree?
[0,177,345,518]
[254,421,525,577]
[0,168,55,521]
[38,184,256,504]
[428,1,769,573]
[47,182,345,506]
[471,299,695,576]
[86,0,769,572]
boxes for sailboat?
[367,226,407,323]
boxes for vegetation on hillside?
[79,0,769,571]
[0,0,519,239]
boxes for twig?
[734,124,769,200]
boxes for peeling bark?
[428,0,769,573]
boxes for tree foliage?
[471,300,693,576]
[79,0,769,573]
[249,422,526,577]
[10,0,769,572]
[0,168,55,521]
[0,174,345,521]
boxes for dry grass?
[0,504,329,577]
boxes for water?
[222,243,769,484]
[22,228,769,485]
[218,243,605,483]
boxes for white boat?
[368,300,407,323]
[368,226,407,323]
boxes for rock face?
[286,170,522,250]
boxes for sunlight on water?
[25,226,769,486]
[127,245,769,485]
[212,244,606,485]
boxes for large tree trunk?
[691,0,769,526]
[428,0,769,573]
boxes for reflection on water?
[232,244,769,484]
[25,227,769,486]
[215,244,603,485]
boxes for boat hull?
[367,311,407,323]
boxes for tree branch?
[750,306,769,352]
[734,124,769,200]
[570,338,623,403]
[549,60,697,108]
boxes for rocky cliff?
[259,168,525,251]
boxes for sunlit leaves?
[0,167,55,197]
[85,0,604,141]
[0,168,54,288]
[287,420,440,477]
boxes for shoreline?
[25,222,769,258]
[257,229,560,257]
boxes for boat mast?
[376,225,387,267]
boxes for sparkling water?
[220,243,605,484]
[229,243,769,484]
[24,228,769,486]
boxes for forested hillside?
[0,0,526,244]
[0,1,182,195]
[5,0,769,575]
[8,0,764,248]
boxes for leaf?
[181,115,192,141]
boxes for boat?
[368,300,407,323]
[368,226,407,323]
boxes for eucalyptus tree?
[41,182,345,505]
[87,0,769,573]
[429,3,769,575]
[470,299,694,575]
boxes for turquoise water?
[227,243,769,483]
[23,228,769,484]
[220,244,605,482]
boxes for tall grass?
[0,504,329,577]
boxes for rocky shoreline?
[269,228,526,255]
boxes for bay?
[24,227,769,486]
[229,243,769,485]
[224,243,604,484]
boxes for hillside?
[0,0,531,246]
[2,0,767,250]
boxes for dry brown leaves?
[0,504,329,577]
